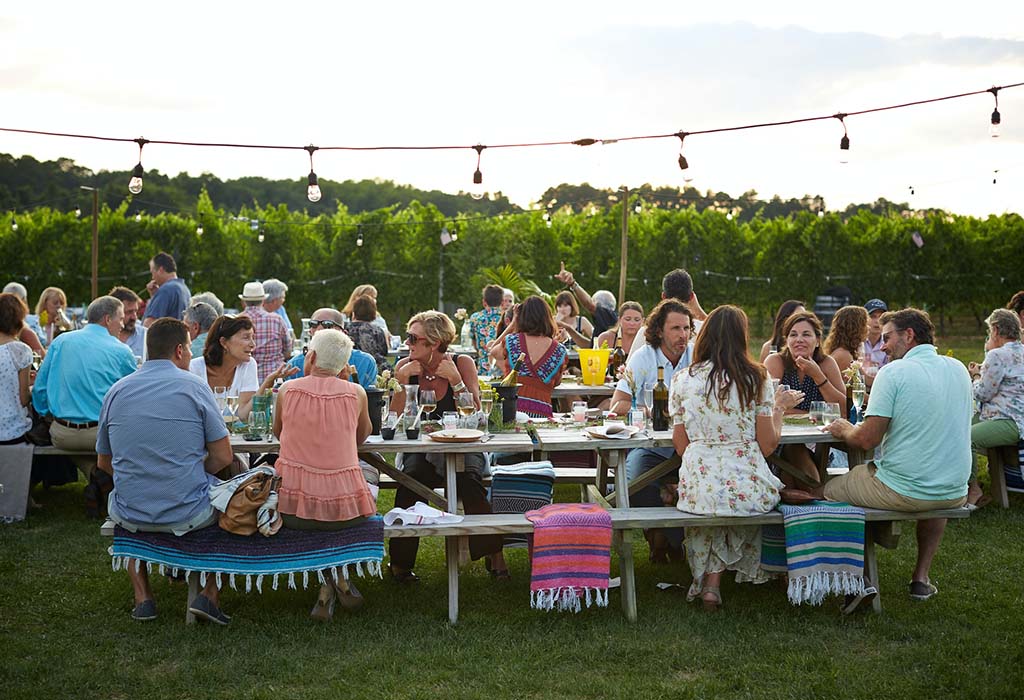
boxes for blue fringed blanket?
[109,516,384,592]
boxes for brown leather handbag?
[219,472,283,536]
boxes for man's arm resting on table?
[829,415,889,452]
[609,389,633,417]
[204,436,234,474]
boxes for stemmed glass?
[642,387,654,431]
[418,389,436,426]
[457,392,476,429]
[480,391,494,436]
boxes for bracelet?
[815,378,828,388]
[451,381,467,393]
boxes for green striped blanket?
[761,501,866,605]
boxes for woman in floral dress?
[670,305,802,610]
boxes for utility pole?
[80,186,99,298]
[618,186,629,306]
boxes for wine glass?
[457,392,476,428]
[642,387,654,430]
[822,402,841,426]
[809,401,825,424]
[213,386,228,413]
[224,394,240,428]
[852,387,866,422]
[480,391,494,436]
[419,389,436,422]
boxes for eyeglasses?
[309,319,341,329]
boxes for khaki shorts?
[824,463,967,512]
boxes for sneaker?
[131,599,157,622]
[840,586,878,615]
[909,580,938,601]
[188,594,231,625]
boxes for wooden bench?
[104,505,968,624]
[986,446,1024,508]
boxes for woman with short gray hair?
[965,308,1024,507]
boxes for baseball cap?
[864,299,888,314]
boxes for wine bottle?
[652,365,670,431]
[499,353,526,387]
[607,331,626,379]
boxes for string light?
[10,215,17,232]
[993,169,999,185]
[909,185,915,196]
[128,137,148,195]
[305,145,322,203]
[988,87,1002,138]
[74,207,81,217]
[135,213,142,222]
[258,229,265,243]
[451,229,458,242]
[196,215,204,236]
[675,132,693,183]
[356,226,364,247]
[836,114,850,164]
[633,199,642,214]
[470,144,485,200]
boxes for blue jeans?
[624,447,683,551]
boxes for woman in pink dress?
[273,328,376,621]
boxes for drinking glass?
[213,386,228,412]
[457,392,476,428]
[809,401,825,424]
[442,411,458,431]
[419,389,436,422]
[852,388,866,421]
[480,392,494,436]
[572,401,588,423]
[770,378,781,395]
[642,388,654,430]
[822,402,841,425]
[249,410,269,440]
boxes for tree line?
[2,187,1020,335]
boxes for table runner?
[110,516,384,592]
[525,503,611,612]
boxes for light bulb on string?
[135,213,142,222]
[634,199,642,215]
[989,87,1001,138]
[74,207,81,218]
[993,169,999,185]
[10,216,17,232]
[909,185,915,196]
[676,132,694,184]
[469,144,486,200]
[356,227,364,247]
[836,114,850,164]
[258,230,265,243]
[127,137,148,195]
[451,229,458,242]
[305,145,322,203]
[196,220,204,236]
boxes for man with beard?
[110,286,145,359]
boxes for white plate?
[586,424,641,439]
[427,428,485,443]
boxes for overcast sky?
[2,1,1022,215]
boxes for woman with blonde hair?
[341,284,390,337]
[822,305,869,374]
[594,301,645,356]
[35,287,70,348]
[388,310,507,581]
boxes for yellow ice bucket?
[578,348,610,386]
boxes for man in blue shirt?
[110,286,146,359]
[286,308,377,389]
[143,252,191,326]
[98,318,234,623]
[826,308,971,604]
[609,300,694,563]
[33,295,137,516]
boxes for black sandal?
[389,565,420,584]
[490,569,511,581]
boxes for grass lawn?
[4,332,1021,699]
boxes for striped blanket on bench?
[109,516,385,592]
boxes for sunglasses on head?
[309,319,341,329]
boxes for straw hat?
[239,281,268,302]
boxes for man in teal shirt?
[825,308,970,604]
[33,295,138,516]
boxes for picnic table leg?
[611,448,637,623]
[987,447,1010,509]
[445,453,460,625]
[185,573,199,624]
[863,533,882,614]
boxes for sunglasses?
[309,319,341,329]
[405,333,422,345]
